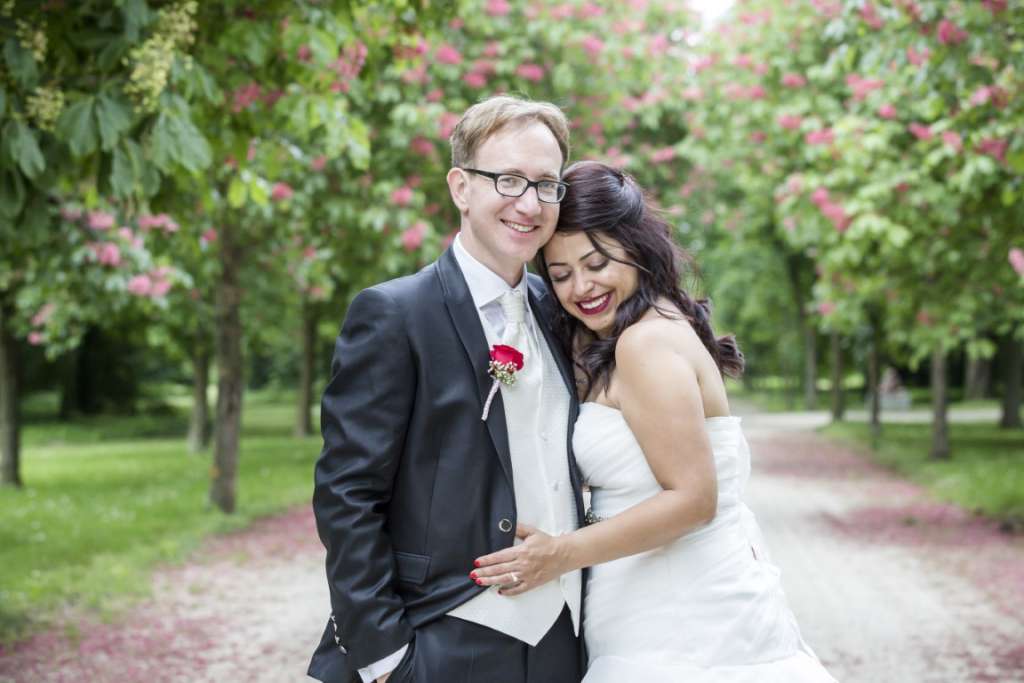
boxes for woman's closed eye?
[587,260,609,272]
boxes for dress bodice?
[574,403,750,527]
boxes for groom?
[308,95,585,683]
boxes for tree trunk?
[963,354,992,401]
[0,296,21,488]
[210,222,244,513]
[295,297,316,438]
[867,319,882,447]
[1000,334,1022,429]
[803,322,817,409]
[783,252,816,410]
[187,343,211,453]
[830,330,845,422]
[930,348,951,460]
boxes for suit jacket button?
[498,518,513,533]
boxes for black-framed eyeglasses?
[460,168,569,204]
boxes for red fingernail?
[469,571,478,580]
[475,578,484,585]
[474,560,481,568]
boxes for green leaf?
[110,143,135,197]
[227,177,248,207]
[0,168,26,219]
[347,118,370,170]
[0,86,6,117]
[96,93,134,151]
[249,179,269,207]
[1007,150,1024,175]
[56,97,99,157]
[97,36,130,73]
[2,38,38,89]
[8,121,45,179]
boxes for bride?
[471,161,837,682]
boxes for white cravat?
[499,289,541,391]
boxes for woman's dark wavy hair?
[535,160,743,399]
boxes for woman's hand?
[470,524,572,597]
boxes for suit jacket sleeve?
[313,286,415,669]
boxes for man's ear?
[447,167,470,214]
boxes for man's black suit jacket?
[308,247,585,683]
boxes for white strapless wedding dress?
[574,403,836,682]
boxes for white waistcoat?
[447,310,582,644]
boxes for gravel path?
[1,414,1022,682]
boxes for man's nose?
[513,186,542,216]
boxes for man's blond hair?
[450,95,570,168]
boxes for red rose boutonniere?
[481,344,525,421]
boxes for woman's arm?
[471,318,719,594]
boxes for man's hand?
[375,674,391,683]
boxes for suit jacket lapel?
[436,248,514,489]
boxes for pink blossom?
[391,185,414,207]
[916,310,932,326]
[138,213,179,233]
[846,74,885,101]
[906,46,930,66]
[231,82,263,113]
[271,182,294,201]
[438,112,461,140]
[983,0,1007,12]
[424,203,441,216]
[805,128,835,145]
[426,89,443,103]
[515,63,545,82]
[201,228,217,244]
[778,114,803,130]
[128,275,153,297]
[820,201,851,232]
[60,206,83,221]
[463,71,487,88]
[435,44,462,65]
[860,2,884,29]
[448,18,464,29]
[941,130,963,152]
[734,54,754,69]
[1009,248,1024,276]
[97,243,121,267]
[650,147,676,163]
[579,2,605,18]
[818,301,837,315]
[28,332,44,346]
[936,19,968,45]
[150,279,172,298]
[401,221,427,252]
[878,103,897,119]
[407,174,422,189]
[908,123,933,140]
[977,137,1008,164]
[551,4,574,20]
[88,211,116,231]
[486,0,511,16]
[483,41,501,58]
[749,131,766,144]
[811,187,831,206]
[681,86,703,101]
[400,64,428,85]
[781,72,807,88]
[303,246,317,260]
[410,136,434,157]
[747,84,766,100]
[311,156,327,171]
[693,55,715,73]
[649,34,669,55]
[969,85,1008,109]
[297,44,312,62]
[31,303,56,327]
[581,35,604,58]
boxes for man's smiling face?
[449,120,563,284]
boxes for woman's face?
[543,231,639,338]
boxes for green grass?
[0,392,320,643]
[821,421,1024,522]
